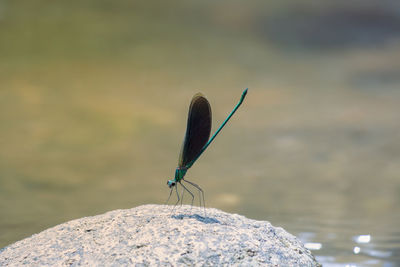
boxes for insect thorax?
[175,167,188,182]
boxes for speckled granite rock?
[0,204,320,266]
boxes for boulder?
[0,204,320,266]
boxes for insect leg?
[180,186,185,206]
[173,185,180,207]
[179,181,194,206]
[165,187,173,205]
[184,179,206,214]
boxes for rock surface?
[0,204,320,266]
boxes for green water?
[1,1,399,265]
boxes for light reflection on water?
[291,222,400,266]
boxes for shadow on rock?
[171,214,221,224]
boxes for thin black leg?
[165,187,173,205]
[171,185,180,213]
[184,179,205,210]
[179,181,194,206]
[180,186,185,206]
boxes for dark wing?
[178,93,212,167]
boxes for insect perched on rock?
[166,88,248,209]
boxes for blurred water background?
[1,0,400,265]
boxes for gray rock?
[0,204,320,266]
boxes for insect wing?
[178,93,212,167]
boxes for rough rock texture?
[0,204,320,266]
